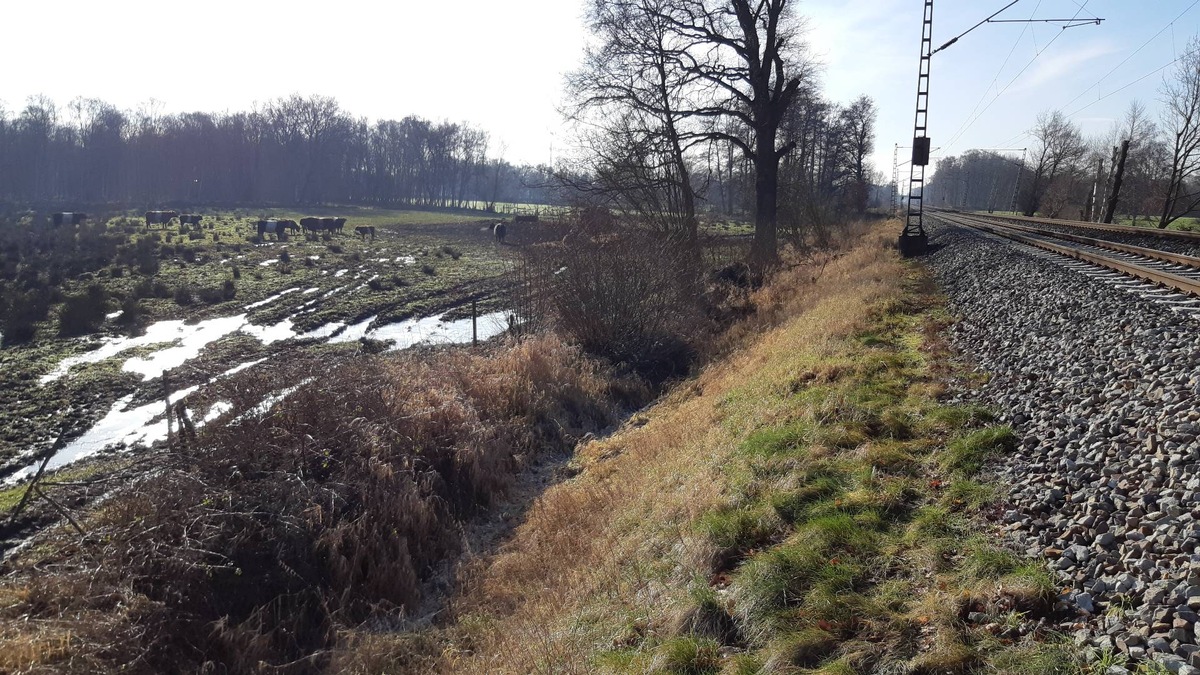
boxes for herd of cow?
[45,210,523,245]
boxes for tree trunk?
[752,128,779,265]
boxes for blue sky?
[804,0,1200,179]
[2,0,1197,178]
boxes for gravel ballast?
[924,218,1200,672]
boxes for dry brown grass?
[0,334,646,674]
[401,222,905,673]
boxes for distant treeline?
[0,94,559,209]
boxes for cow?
[333,217,347,234]
[257,219,299,240]
[145,210,180,227]
[300,217,323,234]
[179,214,203,226]
[50,212,88,226]
[354,226,375,241]
[493,221,507,244]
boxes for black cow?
[332,217,346,234]
[257,219,299,240]
[179,214,203,226]
[493,221,507,243]
[50,212,88,226]
[300,217,324,234]
[354,226,375,241]
[145,210,179,227]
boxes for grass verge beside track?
[358,223,1090,674]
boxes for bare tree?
[840,95,876,214]
[566,0,703,248]
[1159,37,1200,228]
[667,0,814,264]
[1022,110,1086,216]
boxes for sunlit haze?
[3,0,1198,179]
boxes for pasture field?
[0,206,525,482]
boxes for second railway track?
[931,211,1200,298]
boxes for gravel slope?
[925,219,1200,673]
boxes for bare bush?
[516,224,705,382]
[0,338,647,673]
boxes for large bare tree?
[1159,37,1200,228]
[1022,110,1086,216]
[567,0,813,264]
[841,95,876,214]
[566,0,702,247]
[669,0,813,263]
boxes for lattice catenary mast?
[897,0,1101,257]
[899,0,934,257]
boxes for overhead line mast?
[898,0,1103,257]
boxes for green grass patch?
[940,426,1017,476]
[681,263,1054,671]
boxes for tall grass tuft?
[0,335,647,672]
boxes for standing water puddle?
[364,311,509,350]
[18,303,510,482]
[6,385,200,483]
[44,314,298,384]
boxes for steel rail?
[958,210,1200,242]
[950,213,1200,269]
[934,213,1200,297]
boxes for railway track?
[931,211,1200,298]
[957,210,1200,243]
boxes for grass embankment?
[365,224,1084,673]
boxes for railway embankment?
[927,218,1200,671]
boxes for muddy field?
[0,208,526,486]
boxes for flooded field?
[0,208,526,482]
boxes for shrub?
[279,249,291,264]
[1,315,36,345]
[181,248,197,263]
[110,266,124,278]
[367,278,386,291]
[421,264,436,276]
[518,226,704,382]
[222,279,236,300]
[115,296,146,327]
[232,265,241,280]
[327,243,342,253]
[173,285,194,306]
[440,245,462,260]
[58,284,108,337]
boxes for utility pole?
[1008,148,1027,215]
[1103,139,1130,224]
[1085,156,1103,222]
[892,143,900,218]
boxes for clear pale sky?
[2,0,1197,178]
